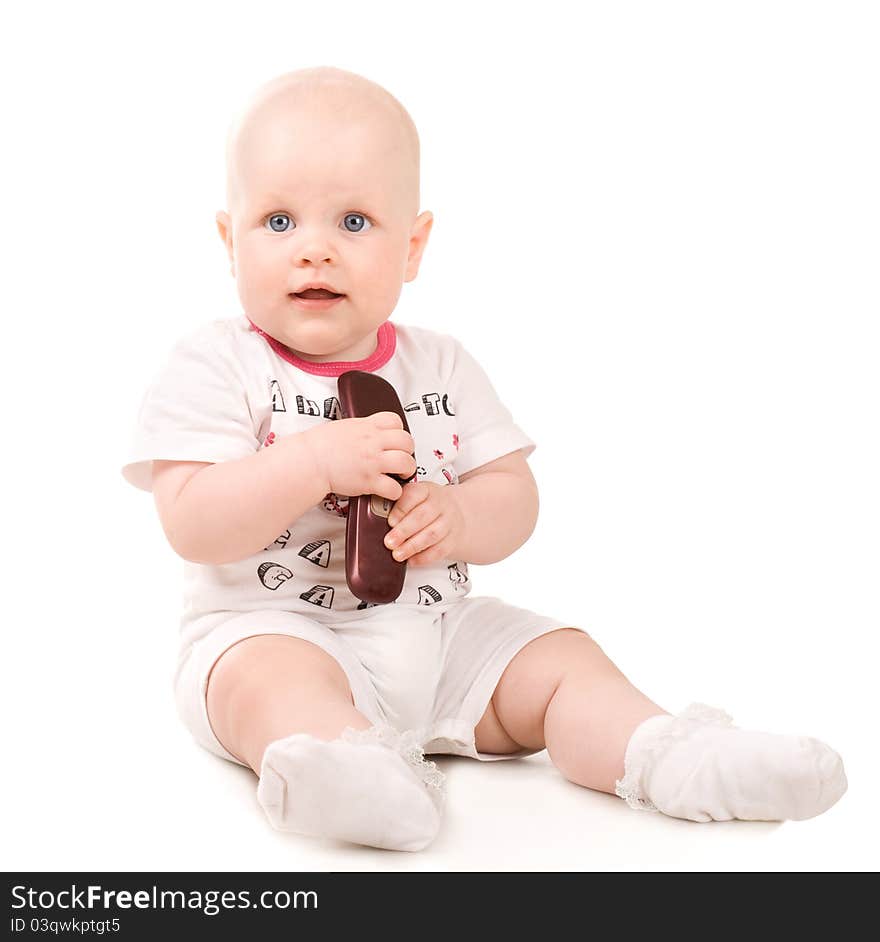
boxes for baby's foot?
[257,724,445,851]
[615,703,847,822]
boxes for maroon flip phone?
[337,370,415,604]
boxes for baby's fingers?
[387,481,430,526]
[370,411,404,431]
[371,474,404,502]
[385,449,417,482]
[408,536,455,568]
[388,514,448,562]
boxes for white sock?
[256,724,446,851]
[614,703,847,822]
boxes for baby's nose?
[295,233,336,265]
[296,250,333,264]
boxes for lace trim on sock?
[613,702,735,812]
[340,724,447,800]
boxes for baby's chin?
[253,314,381,362]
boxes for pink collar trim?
[247,319,396,376]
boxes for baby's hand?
[384,481,466,567]
[305,413,416,502]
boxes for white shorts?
[173,595,580,767]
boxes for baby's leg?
[480,628,847,822]
[205,633,372,771]
[205,634,444,851]
[477,628,666,793]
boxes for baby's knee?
[206,633,353,717]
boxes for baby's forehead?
[233,76,413,163]
[226,69,419,214]
[236,123,404,208]
[241,110,402,172]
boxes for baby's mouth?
[292,288,345,299]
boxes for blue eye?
[266,213,294,232]
[264,212,372,233]
[342,213,372,233]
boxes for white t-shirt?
[122,315,535,631]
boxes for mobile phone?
[337,370,415,604]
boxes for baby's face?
[217,91,432,363]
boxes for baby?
[122,66,847,852]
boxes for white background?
[3,0,878,873]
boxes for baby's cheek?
[371,274,403,310]
[363,244,407,302]
[239,239,285,289]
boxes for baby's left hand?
[384,481,466,567]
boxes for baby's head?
[217,67,433,363]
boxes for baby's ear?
[215,211,235,276]
[404,210,433,282]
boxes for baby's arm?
[450,450,539,565]
[153,432,328,565]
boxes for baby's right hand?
[304,412,416,501]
